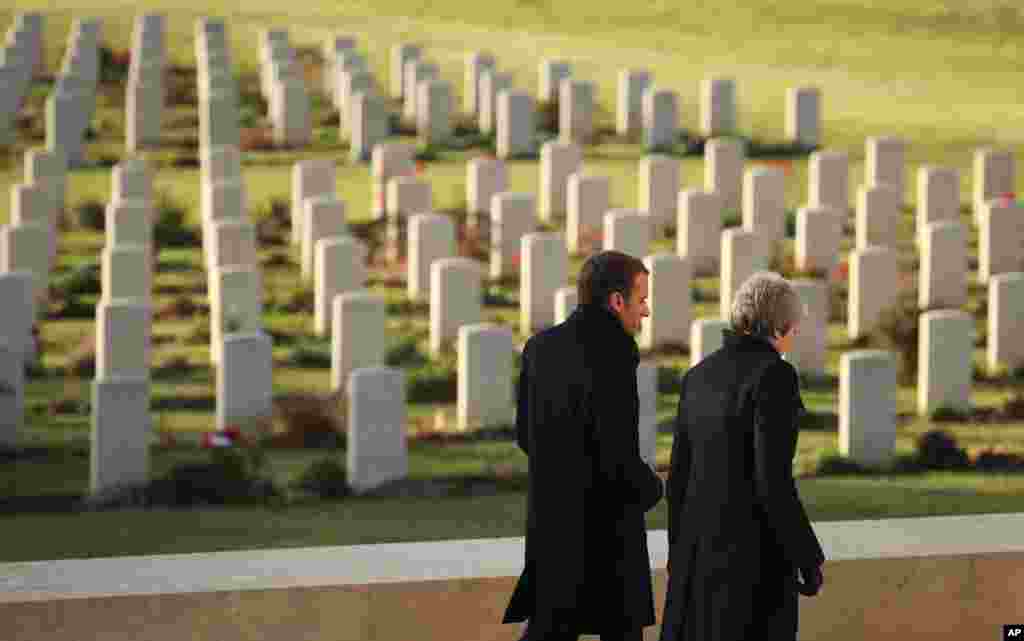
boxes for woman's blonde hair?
[730,271,806,339]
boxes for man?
[659,271,826,641]
[503,250,665,641]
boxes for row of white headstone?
[91,158,156,494]
[0,13,44,145]
[364,139,1022,348]
[44,18,101,168]
[125,14,166,152]
[323,35,388,163]
[196,18,240,150]
[0,144,70,453]
[196,146,273,440]
[259,28,311,148]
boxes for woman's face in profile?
[775,322,799,354]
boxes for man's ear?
[608,292,623,312]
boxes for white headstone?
[490,193,537,280]
[855,184,900,250]
[559,79,594,145]
[785,86,820,147]
[603,210,650,260]
[848,245,899,340]
[642,87,678,151]
[539,141,582,222]
[90,376,150,494]
[478,70,513,135]
[640,253,690,351]
[795,206,842,277]
[0,341,25,447]
[617,69,651,139]
[302,195,348,281]
[496,89,534,160]
[866,136,905,206]
[566,173,610,255]
[95,299,151,380]
[216,331,273,434]
[918,310,972,416]
[808,150,848,213]
[637,362,658,466]
[977,200,1024,283]
[347,366,407,493]
[701,77,736,137]
[291,160,336,245]
[839,350,897,467]
[430,258,483,355]
[331,292,385,392]
[916,166,960,243]
[101,244,151,303]
[316,237,368,337]
[638,155,679,238]
[919,220,967,310]
[987,272,1024,375]
[408,214,455,303]
[677,190,722,277]
[521,233,567,335]
[457,323,515,431]
[705,137,744,213]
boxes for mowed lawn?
[1,0,1024,561]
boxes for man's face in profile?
[610,272,650,336]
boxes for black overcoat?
[658,329,827,641]
[502,302,665,635]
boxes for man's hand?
[796,564,824,596]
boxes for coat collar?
[721,327,780,356]
[572,302,639,365]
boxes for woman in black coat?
[659,271,827,641]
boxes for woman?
[659,271,826,641]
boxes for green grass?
[4,471,1024,562]
[1,0,1024,560]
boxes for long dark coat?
[658,329,827,641]
[503,302,665,635]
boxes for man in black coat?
[659,271,826,641]
[503,250,666,641]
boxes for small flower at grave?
[201,431,234,448]
[415,160,425,175]
[832,260,849,282]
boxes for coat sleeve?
[593,366,664,512]
[752,359,827,569]
[667,371,692,549]
[515,341,530,455]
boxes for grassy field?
[1,0,1023,561]
[5,471,1024,562]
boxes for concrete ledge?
[2,513,1023,640]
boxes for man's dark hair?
[577,251,649,308]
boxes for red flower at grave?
[831,260,849,282]
[512,252,521,266]
[415,160,425,175]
